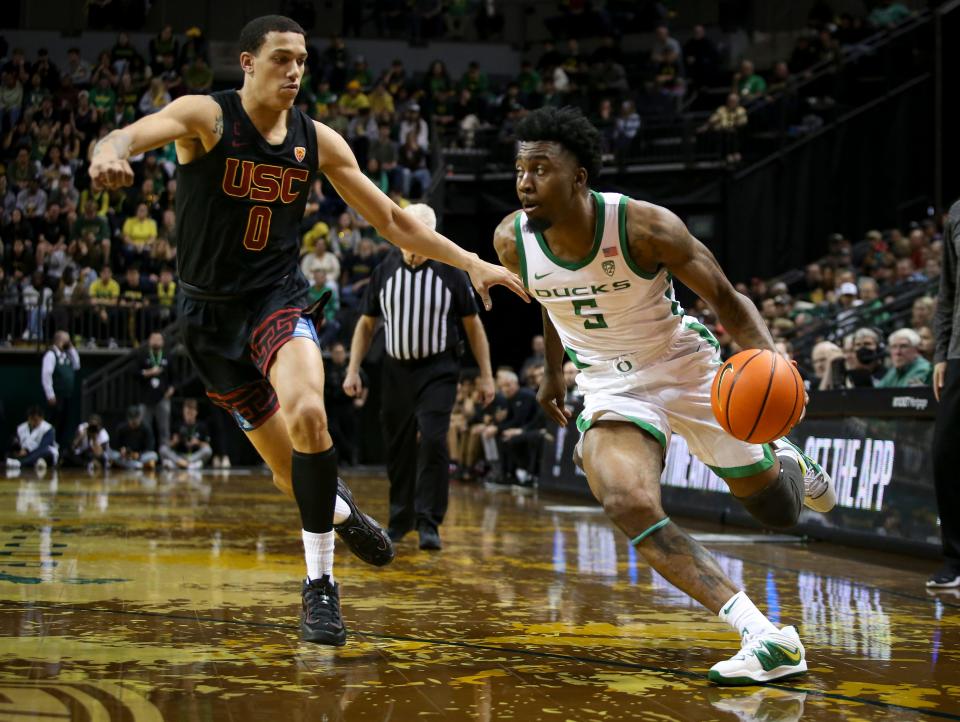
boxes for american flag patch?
[602,246,619,257]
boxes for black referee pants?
[933,359,960,572]
[381,352,459,533]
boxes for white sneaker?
[774,439,836,513]
[6,458,21,470]
[162,459,175,470]
[34,458,47,474]
[212,456,222,469]
[220,456,231,469]
[187,460,204,471]
[709,626,807,685]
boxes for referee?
[344,204,495,551]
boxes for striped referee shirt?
[361,250,478,360]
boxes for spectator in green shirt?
[868,1,911,29]
[73,199,111,247]
[459,61,490,98]
[183,57,214,94]
[734,59,766,101]
[877,328,933,387]
[517,60,541,100]
[90,76,116,115]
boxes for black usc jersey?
[175,90,317,295]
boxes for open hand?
[467,257,528,311]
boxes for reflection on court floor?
[0,469,957,721]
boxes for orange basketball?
[710,349,805,445]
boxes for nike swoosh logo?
[770,642,803,664]
[722,598,738,615]
[534,272,553,280]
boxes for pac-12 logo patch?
[294,146,306,162]
[602,260,616,276]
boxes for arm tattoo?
[92,131,131,159]
[213,110,223,138]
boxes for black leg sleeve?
[291,447,339,533]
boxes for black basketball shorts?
[178,273,325,431]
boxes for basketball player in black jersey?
[89,15,527,646]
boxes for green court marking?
[0,571,41,584]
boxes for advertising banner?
[540,391,940,555]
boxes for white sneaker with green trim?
[773,439,837,513]
[708,626,808,686]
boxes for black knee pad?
[740,455,803,530]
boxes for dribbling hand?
[467,258,528,311]
[342,369,364,398]
[537,372,572,427]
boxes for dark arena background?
[0,0,959,719]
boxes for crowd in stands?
[685,217,943,391]
[0,4,933,483]
[0,0,922,346]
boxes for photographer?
[159,398,213,470]
[811,341,844,391]
[825,327,886,388]
[5,406,58,472]
[107,406,159,471]
[66,413,110,470]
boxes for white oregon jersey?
[515,191,717,370]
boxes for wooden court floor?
[0,468,958,722]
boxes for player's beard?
[525,216,553,234]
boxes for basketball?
[710,349,805,445]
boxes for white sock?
[302,529,335,583]
[333,495,351,525]
[719,591,778,638]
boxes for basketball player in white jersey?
[493,107,838,685]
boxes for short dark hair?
[26,405,43,419]
[239,15,306,55]
[516,106,603,184]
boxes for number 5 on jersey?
[243,205,272,251]
[572,298,608,329]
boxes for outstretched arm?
[89,95,221,188]
[631,201,776,353]
[317,121,527,310]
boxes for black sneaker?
[301,575,347,645]
[333,478,395,567]
[926,568,960,589]
[418,523,442,551]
